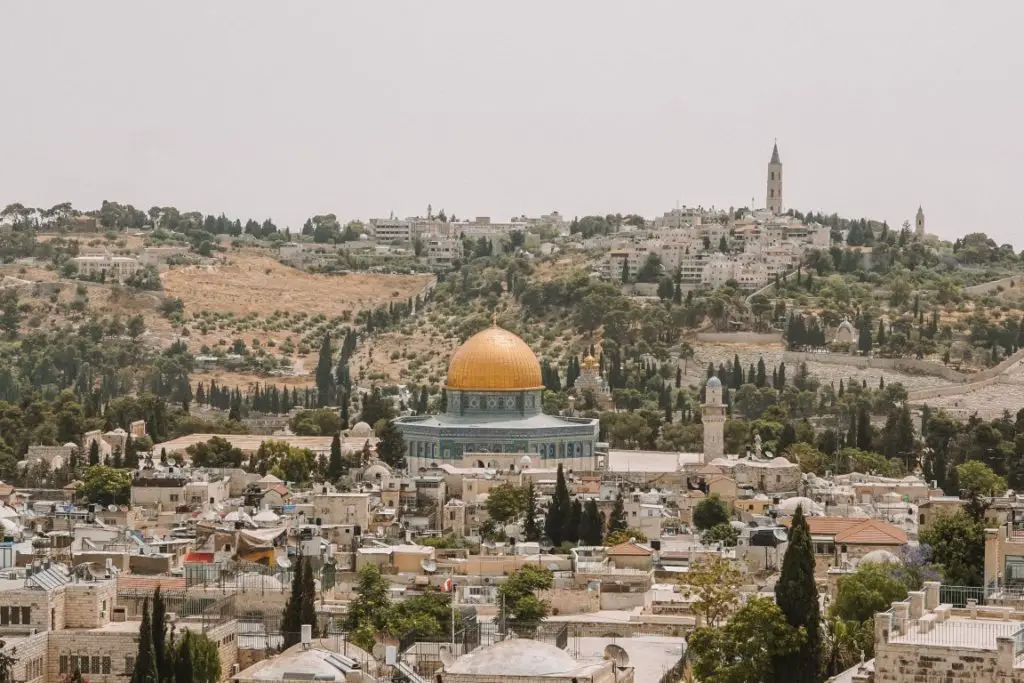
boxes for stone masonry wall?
[783,351,967,382]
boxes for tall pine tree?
[131,598,158,683]
[544,464,571,545]
[152,585,168,681]
[773,505,820,683]
[607,492,628,537]
[315,336,336,407]
[523,480,540,541]
[282,555,305,648]
[328,434,344,480]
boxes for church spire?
[770,140,781,165]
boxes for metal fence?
[116,589,236,630]
[890,617,1021,649]
[939,584,987,607]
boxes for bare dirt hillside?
[163,251,431,317]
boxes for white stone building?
[71,255,140,281]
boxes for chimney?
[908,591,925,619]
[301,624,312,649]
[923,581,940,610]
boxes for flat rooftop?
[889,618,1024,650]
[605,451,703,473]
[577,636,686,683]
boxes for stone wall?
[66,580,117,629]
[3,630,48,683]
[783,351,967,382]
[907,346,1024,403]
[539,587,600,615]
[697,332,784,344]
[964,276,1023,297]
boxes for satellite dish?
[108,504,118,512]
[539,537,554,552]
[438,646,456,668]
[604,644,630,668]
[546,563,560,572]
[503,524,520,539]
[421,558,437,573]
[372,644,386,660]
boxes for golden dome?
[581,353,599,370]
[446,325,543,391]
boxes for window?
[21,606,29,624]
[10,606,19,625]
[0,606,7,625]
[70,656,80,673]
[102,657,111,674]
[91,656,100,674]
[125,656,136,673]
[60,656,69,674]
[169,494,179,502]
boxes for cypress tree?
[125,435,138,469]
[856,405,873,451]
[315,336,335,407]
[523,480,540,541]
[545,464,571,545]
[607,492,628,536]
[756,357,767,387]
[89,439,100,466]
[282,555,305,648]
[328,434,344,480]
[565,498,582,543]
[131,598,158,683]
[580,499,604,545]
[731,354,743,388]
[300,555,317,635]
[773,505,820,683]
[173,631,194,683]
[778,362,787,387]
[152,585,168,681]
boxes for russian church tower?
[915,206,925,237]
[766,141,783,214]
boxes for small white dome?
[706,376,722,389]
[350,421,373,437]
[861,550,901,565]
[520,455,533,468]
[777,496,815,513]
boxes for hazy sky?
[2,2,1022,245]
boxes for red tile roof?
[607,541,653,557]
[783,516,908,545]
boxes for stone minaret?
[915,206,925,237]
[766,141,783,214]
[702,376,726,463]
